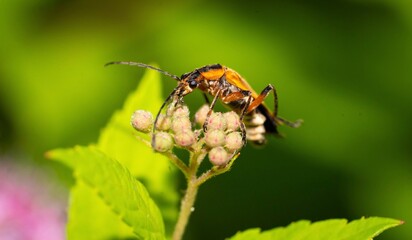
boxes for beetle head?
[177,71,201,97]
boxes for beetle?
[105,61,302,146]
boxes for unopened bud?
[174,130,196,147]
[204,129,225,147]
[209,147,229,167]
[167,102,190,118]
[156,114,172,131]
[153,132,173,152]
[224,112,241,131]
[207,112,227,130]
[225,132,243,152]
[195,104,210,126]
[172,105,190,118]
[171,117,192,133]
[131,110,153,133]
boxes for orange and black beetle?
[105,61,302,145]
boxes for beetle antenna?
[105,61,181,81]
[151,88,179,147]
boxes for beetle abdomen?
[244,112,267,145]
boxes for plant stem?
[172,174,199,240]
[196,152,239,186]
[162,151,190,177]
[171,149,237,240]
[135,134,189,176]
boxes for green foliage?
[47,69,178,239]
[97,66,179,235]
[47,146,165,240]
[67,181,136,239]
[228,217,402,240]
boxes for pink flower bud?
[204,129,225,147]
[209,147,229,167]
[174,130,196,147]
[153,132,173,152]
[171,116,192,133]
[167,102,190,118]
[195,104,210,125]
[225,132,243,152]
[155,114,172,131]
[172,105,190,118]
[207,112,227,130]
[131,110,153,133]
[224,111,241,131]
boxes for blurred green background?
[1,0,411,239]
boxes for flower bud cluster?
[131,104,195,152]
[131,103,244,166]
[196,106,243,167]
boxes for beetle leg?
[222,95,251,161]
[246,84,277,115]
[202,92,210,104]
[203,89,222,132]
[218,90,252,146]
[276,116,303,128]
[221,91,248,103]
[248,84,302,128]
[211,90,251,145]
[239,95,253,144]
[152,88,179,148]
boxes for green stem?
[172,166,199,240]
[162,151,190,177]
[171,139,238,239]
[135,134,189,176]
[196,152,239,186]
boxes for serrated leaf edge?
[228,217,403,240]
[47,146,165,240]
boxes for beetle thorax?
[202,80,220,96]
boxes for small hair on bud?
[172,105,190,118]
[195,104,210,126]
[174,130,196,147]
[224,111,241,131]
[204,129,226,147]
[156,113,172,131]
[131,110,153,133]
[209,147,229,167]
[153,132,174,152]
[166,102,190,117]
[207,112,227,130]
[225,132,243,152]
[171,116,192,133]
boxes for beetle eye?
[188,80,198,89]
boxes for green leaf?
[67,181,136,239]
[228,217,403,240]
[98,66,179,235]
[47,146,165,240]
